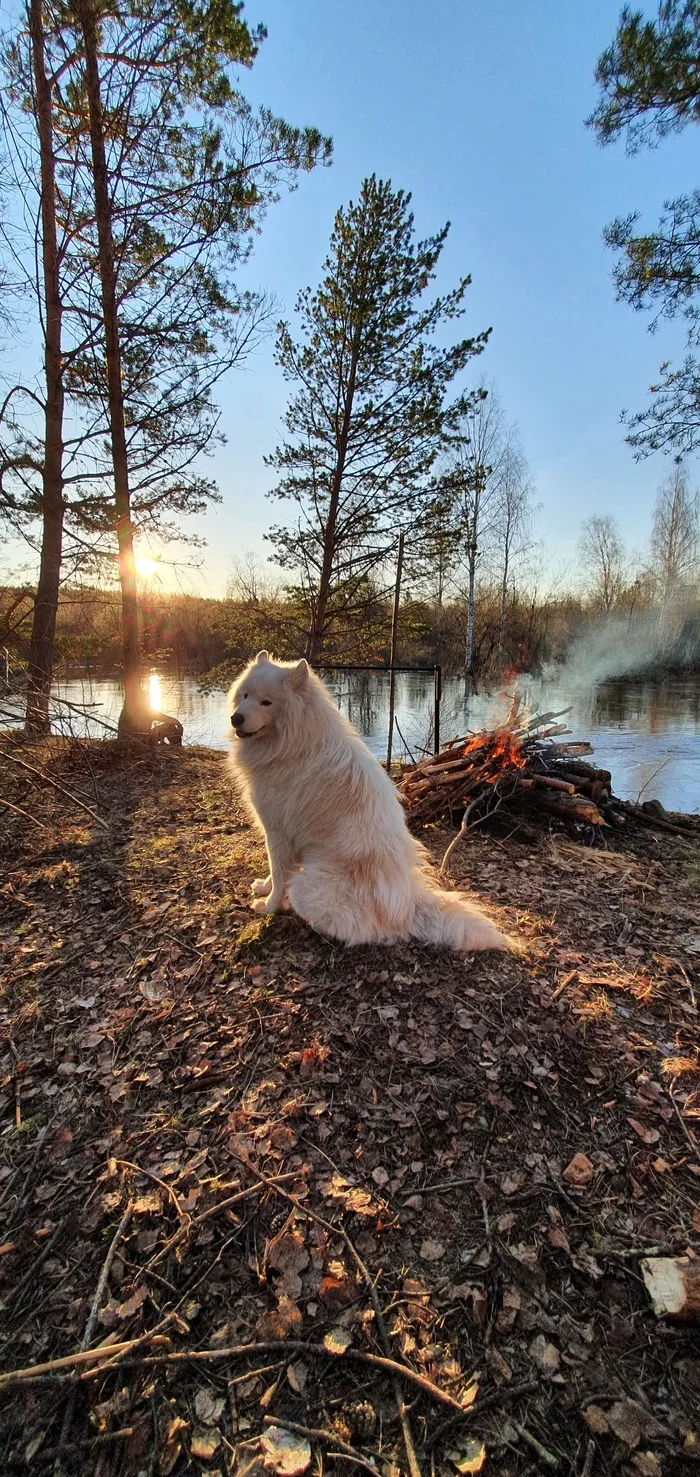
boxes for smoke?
[544,604,700,688]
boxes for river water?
[6,667,699,814]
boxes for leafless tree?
[650,463,699,608]
[578,513,627,612]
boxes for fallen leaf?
[500,1172,524,1196]
[628,1118,661,1146]
[607,1398,660,1449]
[529,1334,560,1376]
[191,1432,221,1461]
[159,1415,188,1476]
[323,1327,353,1355]
[548,1224,571,1252]
[509,1241,539,1269]
[420,1238,445,1262]
[570,1244,604,1280]
[583,1405,609,1435]
[287,1360,308,1395]
[194,1388,225,1425]
[115,1286,148,1320]
[563,1153,594,1188]
[132,1192,161,1215]
[371,1166,389,1187]
[260,1427,312,1475]
[632,1453,662,1477]
[453,1437,487,1473]
[497,1285,521,1332]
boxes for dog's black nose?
[231,712,244,729]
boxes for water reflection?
[3,668,699,812]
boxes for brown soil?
[1,739,699,1477]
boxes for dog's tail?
[411,880,515,953]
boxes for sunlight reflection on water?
[5,668,700,812]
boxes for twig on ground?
[262,1415,380,1475]
[0,748,109,830]
[9,1039,21,1128]
[668,1080,700,1162]
[510,1420,560,1470]
[7,1427,135,1468]
[65,1339,466,1411]
[580,1438,596,1477]
[426,1380,538,1451]
[3,1216,72,1312]
[145,1173,297,1271]
[0,796,47,828]
[53,1203,135,1472]
[0,1333,173,1388]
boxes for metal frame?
[315,663,442,755]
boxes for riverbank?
[1,741,699,1474]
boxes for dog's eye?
[260,700,272,707]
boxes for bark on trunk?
[78,0,144,733]
[305,325,363,664]
[25,0,65,736]
[465,540,476,678]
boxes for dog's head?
[228,651,309,741]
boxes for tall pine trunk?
[305,317,363,663]
[25,0,65,735]
[78,0,144,733]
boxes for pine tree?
[266,175,489,662]
[1,0,331,731]
[589,2,700,454]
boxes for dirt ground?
[0,739,699,1477]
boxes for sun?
[134,555,159,579]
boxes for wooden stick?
[145,1173,298,1270]
[53,1204,135,1469]
[510,1420,560,1469]
[262,1416,380,1476]
[0,1334,172,1388]
[426,1379,538,1451]
[0,796,47,828]
[97,1339,465,1410]
[3,1216,72,1311]
[231,1156,427,1473]
[0,749,109,830]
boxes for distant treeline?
[3,581,699,687]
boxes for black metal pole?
[433,665,441,754]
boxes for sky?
[5,0,699,596]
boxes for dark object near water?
[117,707,183,744]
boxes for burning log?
[399,708,608,837]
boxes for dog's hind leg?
[286,862,379,945]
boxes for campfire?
[399,698,613,839]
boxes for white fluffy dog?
[228,652,511,952]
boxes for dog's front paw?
[251,897,276,916]
[251,876,272,897]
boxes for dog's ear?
[289,658,309,690]
[255,650,269,664]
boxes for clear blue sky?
[9,0,700,595]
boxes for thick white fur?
[228,653,511,952]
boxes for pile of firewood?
[399,704,613,831]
